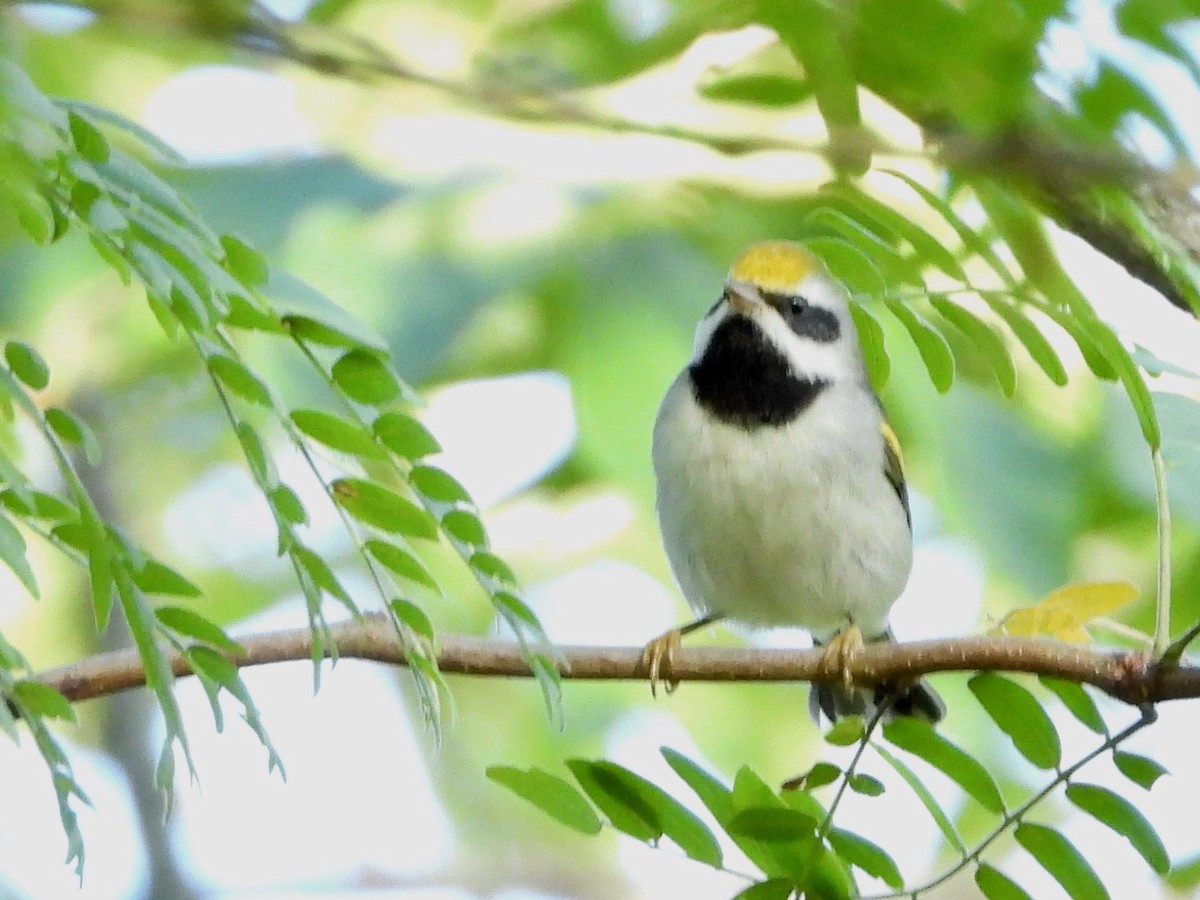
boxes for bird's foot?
[641,629,683,697]
[817,624,864,690]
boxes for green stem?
[817,703,892,844]
[1151,447,1172,658]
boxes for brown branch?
[949,128,1200,317]
[35,614,1200,708]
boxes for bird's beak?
[723,282,761,316]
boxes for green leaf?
[929,296,1017,396]
[1066,783,1169,874]
[1114,751,1168,790]
[12,680,76,722]
[331,350,400,405]
[825,716,866,746]
[564,760,658,842]
[731,879,797,900]
[1039,677,1106,735]
[809,207,924,287]
[365,539,440,593]
[978,295,1069,386]
[2,489,76,522]
[726,807,818,842]
[441,509,487,547]
[1015,823,1109,900]
[873,743,965,855]
[80,505,113,630]
[799,762,842,790]
[493,591,543,633]
[186,644,237,689]
[190,644,285,780]
[8,185,56,245]
[45,407,101,464]
[1166,851,1200,891]
[331,478,437,539]
[807,237,887,298]
[849,303,889,391]
[468,551,517,588]
[969,673,1061,770]
[207,354,272,407]
[1037,306,1118,381]
[0,513,38,597]
[767,0,865,173]
[68,111,110,163]
[820,182,967,281]
[975,863,1034,900]
[57,99,186,164]
[96,151,218,251]
[270,270,388,353]
[882,717,1005,814]
[848,773,884,797]
[268,485,307,526]
[974,181,1086,311]
[219,234,269,288]
[487,765,603,835]
[884,300,955,392]
[0,446,33,509]
[530,653,563,730]
[0,625,28,670]
[827,827,903,889]
[411,466,472,504]
[884,170,1019,287]
[661,747,734,824]
[728,768,846,890]
[373,411,441,459]
[290,409,384,459]
[1076,316,1160,448]
[0,685,15,739]
[156,606,243,655]
[699,73,810,106]
[390,598,435,642]
[570,759,722,866]
[5,341,49,390]
[134,559,201,597]
[293,545,357,611]
[236,422,272,484]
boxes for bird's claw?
[818,624,864,690]
[641,629,683,697]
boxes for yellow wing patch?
[729,241,818,294]
[996,581,1139,642]
[880,419,910,527]
[881,420,905,473]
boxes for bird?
[645,239,943,723]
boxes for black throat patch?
[689,316,827,428]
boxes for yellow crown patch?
[728,241,818,293]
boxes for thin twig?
[862,707,1158,900]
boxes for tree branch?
[35,614,1200,708]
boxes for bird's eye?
[779,294,840,343]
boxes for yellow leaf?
[997,581,1139,642]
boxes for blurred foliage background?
[1,0,1199,897]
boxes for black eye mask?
[761,291,841,344]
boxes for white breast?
[651,375,912,641]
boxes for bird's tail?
[808,627,945,724]
[808,678,944,724]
